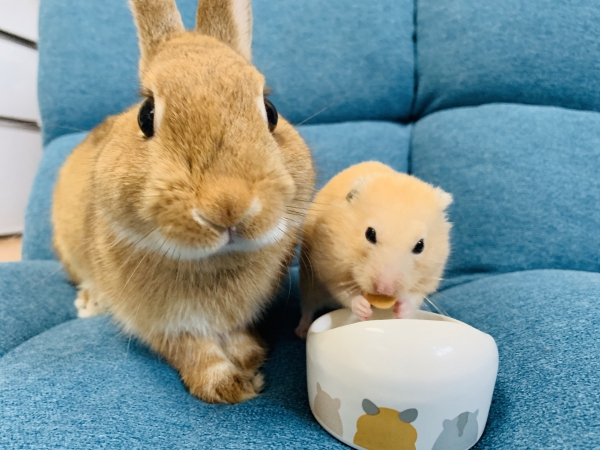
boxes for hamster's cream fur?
[296,162,451,338]
[52,0,314,403]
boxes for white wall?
[0,0,42,236]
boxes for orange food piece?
[364,293,396,309]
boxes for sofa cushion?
[411,103,600,278]
[299,121,411,191]
[39,0,414,144]
[1,268,598,448]
[22,133,87,261]
[0,267,346,449]
[23,121,411,261]
[433,270,600,449]
[414,0,600,117]
[0,261,76,357]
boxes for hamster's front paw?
[295,312,313,339]
[393,298,415,319]
[351,295,372,321]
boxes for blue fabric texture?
[2,268,598,448]
[298,121,411,190]
[0,269,348,449]
[22,133,86,261]
[433,270,600,449]
[414,0,600,117]
[0,261,76,356]
[38,0,414,144]
[411,103,600,278]
[3,0,599,447]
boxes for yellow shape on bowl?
[354,404,418,450]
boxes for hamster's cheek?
[350,263,372,294]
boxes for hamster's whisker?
[422,295,450,317]
[419,276,444,281]
[298,249,316,281]
[337,281,359,291]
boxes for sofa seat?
[1,265,598,448]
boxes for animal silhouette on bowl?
[312,383,343,436]
[354,399,418,450]
[431,410,479,450]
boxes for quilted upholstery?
[2,0,599,448]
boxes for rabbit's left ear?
[196,0,253,61]
[130,0,185,74]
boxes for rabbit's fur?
[52,0,315,404]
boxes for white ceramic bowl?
[306,308,498,450]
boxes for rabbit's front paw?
[74,287,108,318]
[187,362,259,404]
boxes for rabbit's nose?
[194,178,255,229]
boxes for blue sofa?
[1,0,599,448]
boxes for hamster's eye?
[264,97,278,132]
[138,97,155,138]
[412,239,425,254]
[365,227,377,244]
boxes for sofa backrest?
[34,0,600,280]
[38,0,415,144]
[410,0,600,278]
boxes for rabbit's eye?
[264,97,278,132]
[138,97,155,138]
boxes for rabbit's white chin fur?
[110,217,288,261]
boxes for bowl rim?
[307,309,475,337]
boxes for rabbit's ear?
[196,0,253,61]
[130,0,184,74]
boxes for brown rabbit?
[52,0,315,404]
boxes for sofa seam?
[0,317,82,361]
[408,0,419,121]
[438,268,600,294]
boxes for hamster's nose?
[373,279,398,297]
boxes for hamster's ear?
[362,399,380,415]
[435,187,453,210]
[347,176,369,202]
[346,189,358,202]
[130,0,184,75]
[196,0,253,61]
[398,408,418,423]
